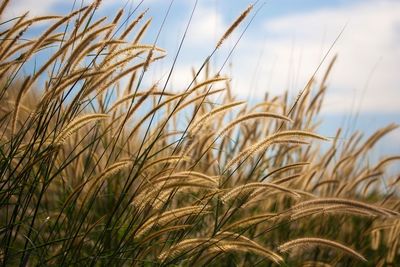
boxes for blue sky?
[6,0,400,158]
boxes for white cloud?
[4,0,58,18]
[185,4,226,46]
[228,0,400,114]
[3,0,132,19]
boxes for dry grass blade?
[292,198,399,217]
[172,88,226,115]
[290,205,377,221]
[139,224,192,244]
[55,113,109,145]
[108,90,174,112]
[189,101,246,134]
[85,54,165,99]
[11,76,30,135]
[141,155,189,172]
[19,7,88,67]
[174,171,219,185]
[226,130,327,170]
[217,112,293,138]
[141,174,217,192]
[97,159,132,181]
[278,237,367,262]
[217,4,253,48]
[222,182,300,203]
[158,238,211,261]
[209,240,283,264]
[125,86,226,141]
[160,236,282,264]
[226,130,328,169]
[261,162,310,181]
[0,0,10,16]
[225,137,313,171]
[101,44,165,67]
[373,156,400,171]
[222,212,276,231]
[135,205,210,238]
[273,174,303,185]
[189,76,228,91]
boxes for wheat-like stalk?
[135,205,210,238]
[138,224,192,244]
[225,137,312,171]
[216,112,292,138]
[222,182,300,203]
[108,90,174,112]
[188,101,246,135]
[141,156,189,171]
[278,237,367,262]
[222,212,276,231]
[216,4,253,48]
[225,130,327,170]
[206,240,283,264]
[96,159,132,181]
[55,113,109,145]
[292,198,399,217]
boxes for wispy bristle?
[217,4,253,48]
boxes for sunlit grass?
[0,1,399,266]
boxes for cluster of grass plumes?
[1,1,399,266]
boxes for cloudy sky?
[5,0,400,155]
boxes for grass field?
[0,1,399,266]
